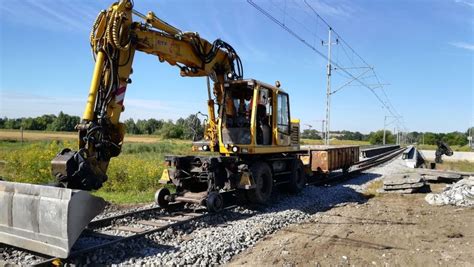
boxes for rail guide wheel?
[206,191,224,212]
[155,187,171,208]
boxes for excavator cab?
[217,79,299,155]
[193,79,299,154]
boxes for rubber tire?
[247,162,273,204]
[155,188,170,208]
[288,159,306,194]
[206,191,224,212]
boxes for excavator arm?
[52,0,243,191]
[0,1,245,257]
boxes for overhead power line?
[247,0,406,135]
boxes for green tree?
[301,129,322,140]
[146,118,164,135]
[444,132,468,146]
[338,130,366,141]
[21,117,39,130]
[181,115,203,140]
[422,132,438,145]
[135,119,148,134]
[368,130,395,145]
[49,112,80,131]
[159,121,184,139]
[4,118,21,129]
[36,114,56,130]
[466,127,474,138]
[124,118,139,134]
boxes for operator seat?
[256,105,271,145]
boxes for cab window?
[221,84,253,145]
[277,93,290,134]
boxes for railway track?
[16,146,405,266]
[309,146,405,186]
[32,204,237,266]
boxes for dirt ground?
[230,184,474,266]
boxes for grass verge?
[362,180,383,199]
[0,140,187,204]
[434,160,474,172]
[94,190,156,204]
[417,144,472,152]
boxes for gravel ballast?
[1,156,409,266]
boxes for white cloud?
[0,1,100,32]
[450,42,474,51]
[454,0,474,8]
[304,0,354,18]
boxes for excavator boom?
[0,0,243,258]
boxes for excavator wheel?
[155,187,171,208]
[247,162,273,204]
[206,191,224,212]
[288,159,306,194]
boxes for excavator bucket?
[0,181,106,258]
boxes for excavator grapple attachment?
[0,181,106,258]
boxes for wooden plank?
[183,212,204,217]
[158,215,193,222]
[137,220,169,227]
[113,226,146,233]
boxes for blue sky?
[0,0,472,133]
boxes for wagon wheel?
[247,162,273,204]
[154,187,170,208]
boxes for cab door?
[275,92,291,146]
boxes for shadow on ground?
[65,171,384,264]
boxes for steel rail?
[27,147,405,266]
[32,205,237,267]
[309,147,405,186]
[87,202,185,229]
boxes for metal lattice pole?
[323,28,335,145]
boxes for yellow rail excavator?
[0,0,305,258]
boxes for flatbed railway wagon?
[298,145,360,175]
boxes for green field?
[0,137,369,204]
[432,160,474,172]
[416,144,472,152]
[3,135,467,204]
[0,140,191,204]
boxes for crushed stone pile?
[425,177,474,207]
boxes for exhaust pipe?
[0,181,106,258]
